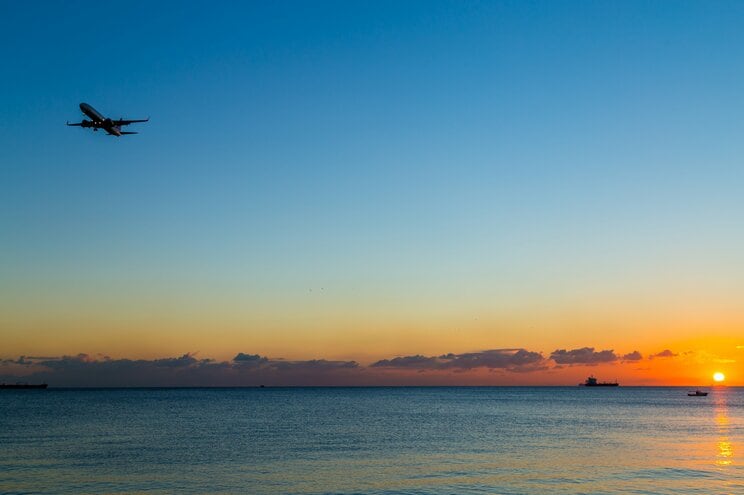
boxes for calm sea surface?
[1,387,742,494]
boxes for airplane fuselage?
[79,103,124,136]
[67,102,148,136]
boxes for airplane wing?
[66,121,83,126]
[113,118,149,126]
[119,131,138,135]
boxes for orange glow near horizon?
[1,303,742,385]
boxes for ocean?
[1,387,741,494]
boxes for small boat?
[687,390,708,397]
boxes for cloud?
[232,353,269,367]
[1,355,59,366]
[550,347,618,365]
[649,349,678,359]
[0,352,360,387]
[233,352,264,362]
[270,359,359,372]
[153,353,202,368]
[370,355,441,369]
[621,351,643,361]
[0,343,680,386]
[371,349,547,372]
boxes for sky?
[1,1,743,386]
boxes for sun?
[713,372,725,383]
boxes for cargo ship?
[581,376,619,387]
[0,383,48,389]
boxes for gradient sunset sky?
[1,1,743,385]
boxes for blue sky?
[2,1,744,365]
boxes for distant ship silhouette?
[580,375,619,387]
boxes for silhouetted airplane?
[67,103,148,136]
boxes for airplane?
[67,102,148,136]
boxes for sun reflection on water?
[714,392,734,467]
[717,440,733,466]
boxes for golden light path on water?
[715,393,733,467]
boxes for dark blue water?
[1,387,742,494]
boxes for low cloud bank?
[371,349,547,372]
[0,345,672,387]
[0,353,360,387]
